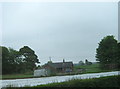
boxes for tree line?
[96,35,120,70]
[1,35,120,75]
[1,46,40,75]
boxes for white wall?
[34,69,48,76]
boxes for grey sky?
[2,2,118,65]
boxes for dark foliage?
[96,35,119,69]
[1,46,39,74]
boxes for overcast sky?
[2,2,118,65]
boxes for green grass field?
[74,63,112,73]
[2,74,33,80]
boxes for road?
[1,71,120,88]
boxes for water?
[1,71,120,88]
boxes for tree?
[8,48,22,73]
[19,46,40,71]
[8,48,21,64]
[2,46,23,74]
[85,59,92,65]
[117,42,120,68]
[0,46,2,75]
[2,46,40,74]
[96,35,118,69]
[2,46,10,74]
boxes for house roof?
[48,62,73,69]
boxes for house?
[43,59,73,73]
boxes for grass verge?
[4,75,120,88]
[35,75,120,87]
[74,63,116,73]
[2,74,33,80]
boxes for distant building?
[43,59,74,73]
[34,69,50,77]
[34,60,74,76]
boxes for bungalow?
[34,59,73,76]
[43,59,73,73]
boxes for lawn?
[74,63,112,73]
[2,74,33,80]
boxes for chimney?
[49,56,51,61]
[63,59,65,63]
